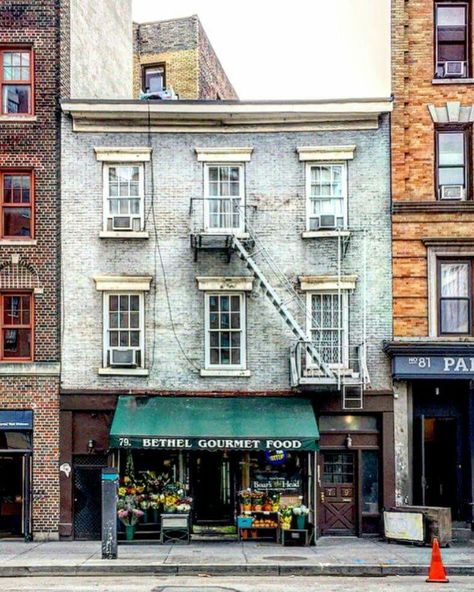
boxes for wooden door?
[319,451,356,535]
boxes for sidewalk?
[0,537,472,577]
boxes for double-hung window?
[0,293,33,360]
[103,293,144,368]
[438,260,471,334]
[142,64,165,93]
[103,164,144,232]
[435,3,469,78]
[204,164,244,233]
[0,171,33,239]
[436,127,470,199]
[307,291,349,367]
[205,293,246,369]
[1,48,33,115]
[306,163,347,231]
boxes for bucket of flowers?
[149,494,161,524]
[251,491,265,511]
[176,496,193,513]
[117,499,144,541]
[279,505,293,530]
[292,503,310,529]
[238,489,252,512]
[271,492,281,512]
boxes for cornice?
[393,201,474,214]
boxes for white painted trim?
[200,369,251,377]
[305,162,348,232]
[99,230,149,239]
[0,239,37,246]
[0,115,37,123]
[195,147,253,162]
[98,367,149,376]
[297,145,356,161]
[94,147,152,162]
[301,230,351,239]
[94,276,152,291]
[0,362,60,376]
[203,163,245,234]
[197,276,253,291]
[102,162,145,234]
[299,275,358,291]
[204,292,247,371]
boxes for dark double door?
[0,453,31,540]
[319,451,356,535]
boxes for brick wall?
[197,19,237,99]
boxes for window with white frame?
[103,292,144,368]
[103,164,144,232]
[205,292,246,368]
[307,291,349,366]
[306,163,347,231]
[204,164,244,233]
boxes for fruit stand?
[237,511,279,541]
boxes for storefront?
[110,396,319,537]
[0,410,32,540]
[386,343,474,525]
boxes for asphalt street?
[0,576,471,592]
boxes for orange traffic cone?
[426,537,449,583]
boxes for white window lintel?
[299,275,358,291]
[195,147,253,162]
[297,145,356,161]
[197,276,253,291]
[94,147,152,162]
[94,276,153,291]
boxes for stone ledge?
[302,230,351,239]
[200,368,251,377]
[0,362,60,376]
[99,231,149,239]
[98,367,149,377]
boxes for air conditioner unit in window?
[443,61,465,77]
[109,348,138,368]
[112,216,132,231]
[313,215,345,230]
[440,185,465,200]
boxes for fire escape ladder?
[232,236,333,378]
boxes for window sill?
[0,115,37,122]
[98,367,149,376]
[432,78,474,85]
[302,230,351,239]
[0,239,37,246]
[99,231,149,239]
[199,231,250,239]
[200,368,251,377]
[0,362,60,376]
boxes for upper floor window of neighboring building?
[205,292,246,369]
[435,3,469,79]
[142,64,165,93]
[0,171,33,239]
[307,291,349,367]
[103,292,144,369]
[306,163,347,231]
[438,260,471,334]
[103,164,144,232]
[435,127,470,200]
[0,48,33,115]
[0,293,33,360]
[204,164,245,233]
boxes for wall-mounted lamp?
[435,387,440,396]
[87,439,96,452]
[345,434,353,449]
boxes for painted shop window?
[204,164,245,233]
[0,171,33,239]
[306,163,347,231]
[142,64,165,93]
[435,127,470,200]
[103,164,144,232]
[307,291,349,367]
[0,48,33,115]
[205,293,246,369]
[103,293,144,368]
[435,3,469,78]
[0,294,33,361]
[438,260,471,334]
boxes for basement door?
[319,451,356,535]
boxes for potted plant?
[293,504,310,529]
[238,489,252,512]
[252,491,264,511]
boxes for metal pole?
[101,467,118,559]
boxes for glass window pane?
[130,331,140,347]
[440,263,468,296]
[129,295,139,311]
[231,349,241,364]
[3,208,31,237]
[3,85,30,114]
[119,331,129,346]
[119,296,129,311]
[439,133,464,165]
[441,299,469,333]
[361,451,379,513]
[439,167,465,186]
[109,295,118,311]
[319,415,378,431]
[209,296,218,312]
[3,328,31,358]
[0,431,32,450]
[437,6,466,26]
[109,313,118,329]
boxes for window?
[103,293,144,368]
[103,164,144,232]
[438,260,471,334]
[0,294,33,360]
[319,415,378,432]
[436,127,470,199]
[142,64,165,93]
[435,3,469,78]
[204,164,244,233]
[0,171,33,239]
[0,48,33,115]
[205,293,246,369]
[308,292,349,366]
[323,452,354,484]
[306,163,347,231]
[361,451,379,513]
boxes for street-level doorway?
[0,452,31,540]
[319,451,356,535]
[73,455,109,540]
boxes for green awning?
[110,396,319,451]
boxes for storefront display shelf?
[238,526,279,542]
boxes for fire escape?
[190,197,369,409]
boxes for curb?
[0,564,473,577]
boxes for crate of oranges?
[252,518,278,528]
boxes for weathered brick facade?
[133,15,237,99]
